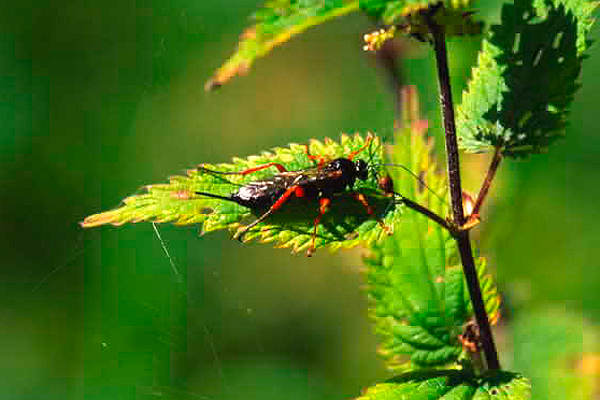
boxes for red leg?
[237,163,288,175]
[199,162,288,176]
[303,144,328,169]
[307,197,331,257]
[347,136,373,161]
[234,184,302,240]
[351,192,392,234]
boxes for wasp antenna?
[197,167,246,187]
[381,163,447,206]
[363,136,383,182]
[196,191,241,205]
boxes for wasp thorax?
[325,158,368,183]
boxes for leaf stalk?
[472,147,503,217]
[399,196,453,232]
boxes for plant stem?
[430,34,464,225]
[472,147,503,217]
[455,232,499,370]
[427,10,501,370]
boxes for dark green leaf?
[457,0,597,157]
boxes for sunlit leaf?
[82,134,401,254]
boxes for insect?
[195,136,392,256]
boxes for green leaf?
[365,251,499,369]
[364,89,501,370]
[457,0,598,157]
[82,134,401,255]
[356,370,531,400]
[364,90,456,370]
[205,0,360,90]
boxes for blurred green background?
[0,1,599,399]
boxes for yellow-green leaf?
[82,134,400,255]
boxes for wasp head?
[355,159,368,181]
[378,174,394,195]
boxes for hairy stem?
[428,9,501,370]
[472,147,503,217]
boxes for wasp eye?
[355,160,368,180]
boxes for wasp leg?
[199,162,288,176]
[307,197,332,257]
[347,135,373,161]
[303,144,328,169]
[233,184,304,241]
[351,192,392,234]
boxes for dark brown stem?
[456,231,499,370]
[427,9,501,370]
[429,27,464,226]
[472,147,503,217]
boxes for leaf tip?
[204,78,222,92]
[205,60,251,92]
[205,27,255,91]
[80,211,119,228]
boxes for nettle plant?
[83,0,597,398]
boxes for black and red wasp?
[195,136,392,256]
